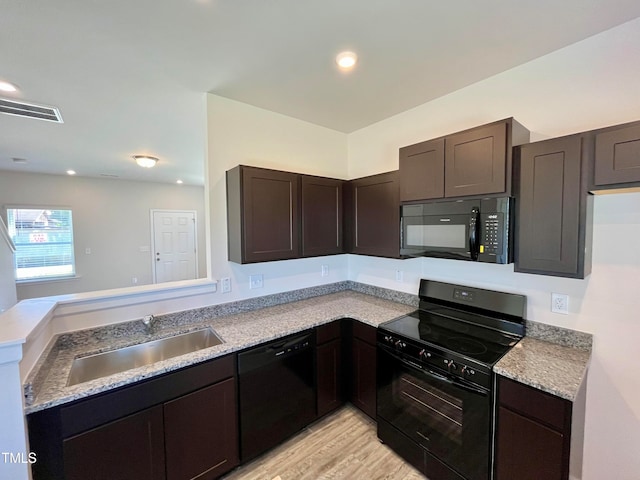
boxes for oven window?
[397,373,463,445]
[406,224,466,248]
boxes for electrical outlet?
[131,276,138,285]
[249,274,264,289]
[321,265,329,277]
[221,277,231,293]
[395,270,403,282]
[85,248,91,255]
[551,293,569,315]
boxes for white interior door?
[152,210,197,283]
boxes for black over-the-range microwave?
[400,197,513,264]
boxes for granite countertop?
[494,336,591,401]
[24,285,593,414]
[24,291,414,414]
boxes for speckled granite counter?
[494,336,591,401]
[24,282,593,414]
[24,290,414,414]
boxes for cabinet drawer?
[498,376,569,431]
[316,320,341,344]
[352,321,376,345]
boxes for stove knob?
[384,335,392,343]
[419,349,432,359]
[461,365,475,376]
[394,340,406,349]
[444,359,457,371]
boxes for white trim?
[0,215,16,253]
[16,274,82,285]
[150,209,199,284]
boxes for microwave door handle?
[469,207,480,260]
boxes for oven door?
[400,208,479,261]
[377,345,491,480]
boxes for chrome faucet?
[142,314,156,334]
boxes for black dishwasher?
[238,330,316,462]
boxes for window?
[6,208,76,281]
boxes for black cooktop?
[381,308,521,365]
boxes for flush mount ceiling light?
[0,81,18,93]
[133,155,159,168]
[336,51,358,70]
[66,169,76,175]
[176,179,183,184]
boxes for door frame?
[150,209,198,284]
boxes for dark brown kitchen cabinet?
[400,138,445,201]
[345,171,400,258]
[495,376,586,480]
[28,355,238,480]
[316,321,343,417]
[301,175,344,257]
[164,379,238,480]
[514,134,593,278]
[227,165,300,263]
[347,320,377,419]
[399,118,529,202]
[593,120,640,188]
[63,406,166,480]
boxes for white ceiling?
[1,0,640,185]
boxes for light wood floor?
[222,405,425,480]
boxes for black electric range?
[377,279,526,480]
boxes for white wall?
[347,18,640,480]
[0,171,206,299]
[206,94,350,299]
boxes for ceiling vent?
[0,98,63,123]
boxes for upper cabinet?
[345,171,400,258]
[592,120,640,190]
[399,138,445,201]
[514,134,593,278]
[227,166,300,264]
[226,165,345,264]
[301,175,343,257]
[399,118,530,202]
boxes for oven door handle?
[398,355,489,397]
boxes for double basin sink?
[67,328,224,386]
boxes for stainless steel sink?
[67,328,223,386]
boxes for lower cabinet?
[63,406,166,480]
[28,355,239,480]
[495,376,586,480]
[316,321,343,417]
[164,379,238,480]
[346,319,377,419]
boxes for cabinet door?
[351,337,377,419]
[399,138,445,201]
[317,338,343,417]
[63,406,165,480]
[495,406,565,480]
[301,175,343,257]
[164,378,238,480]
[515,135,588,277]
[347,171,400,258]
[445,122,507,197]
[227,166,300,263]
[594,122,640,186]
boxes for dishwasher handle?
[238,330,315,375]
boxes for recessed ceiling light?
[176,179,183,184]
[66,169,76,175]
[0,81,18,93]
[336,51,358,69]
[133,155,159,168]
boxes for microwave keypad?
[481,215,503,254]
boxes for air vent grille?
[0,98,63,123]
